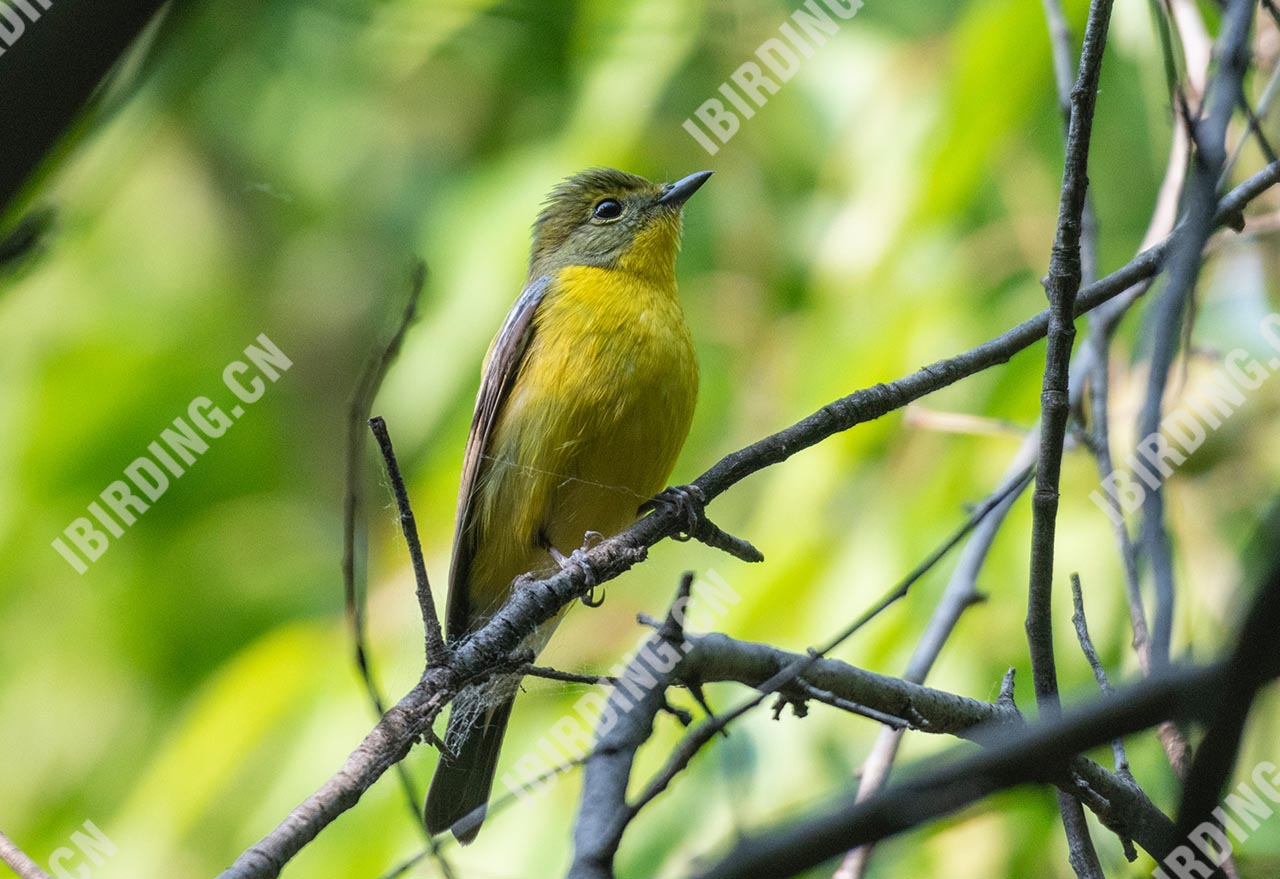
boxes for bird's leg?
[550,531,607,607]
[640,484,706,541]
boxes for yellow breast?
[470,264,698,597]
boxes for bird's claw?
[552,534,607,607]
[641,484,705,541]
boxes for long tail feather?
[424,696,514,843]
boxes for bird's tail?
[424,687,515,844]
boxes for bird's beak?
[657,170,714,207]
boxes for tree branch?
[1026,2,1115,874]
[1139,0,1255,668]
[368,416,449,668]
[338,263,451,873]
[691,662,1225,879]
[0,830,52,879]
[1171,505,1280,879]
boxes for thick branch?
[569,624,1174,879]
[693,662,1226,879]
[1172,506,1280,870]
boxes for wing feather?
[445,275,551,640]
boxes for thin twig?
[1070,572,1139,861]
[1138,0,1255,668]
[834,452,1037,878]
[694,662,1232,879]
[344,262,426,696]
[816,465,1035,657]
[339,263,446,869]
[1026,4,1115,875]
[521,664,620,687]
[1069,575,1131,778]
[1222,62,1280,184]
[792,680,912,730]
[369,415,449,667]
[627,689,765,818]
[0,831,52,879]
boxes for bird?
[423,167,711,843]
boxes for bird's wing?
[446,275,552,640]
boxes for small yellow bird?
[424,168,711,841]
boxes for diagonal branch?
[0,830,52,879]
[1171,506,1280,879]
[567,612,1173,879]
[691,511,1280,879]
[692,661,1225,879]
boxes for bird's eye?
[592,198,624,221]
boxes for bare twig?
[1138,0,1255,668]
[693,661,1228,879]
[369,416,449,668]
[1026,2,1115,875]
[0,830,52,879]
[520,664,620,687]
[344,261,426,695]
[793,681,912,730]
[338,263,443,867]
[1171,507,1280,879]
[834,453,1037,879]
[1070,572,1137,866]
[814,463,1035,657]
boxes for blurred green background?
[2,1,1279,877]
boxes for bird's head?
[529,168,712,283]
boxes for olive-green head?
[528,168,712,283]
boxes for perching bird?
[423,168,711,842]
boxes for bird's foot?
[640,484,706,541]
[551,532,607,607]
[640,484,765,564]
